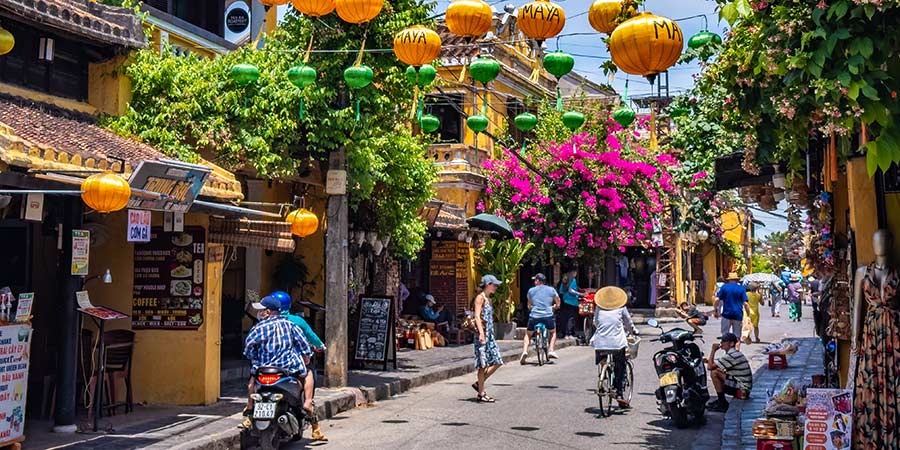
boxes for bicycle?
[595,336,639,417]
[533,322,549,366]
[581,314,596,346]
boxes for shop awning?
[208,218,295,252]
[419,200,468,231]
[0,94,243,202]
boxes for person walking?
[769,279,785,317]
[520,273,561,364]
[557,267,585,339]
[589,286,635,407]
[472,275,504,403]
[714,272,750,349]
[745,283,762,343]
[787,274,803,322]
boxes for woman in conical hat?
[589,286,635,407]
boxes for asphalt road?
[292,304,816,450]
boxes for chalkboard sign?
[353,296,396,370]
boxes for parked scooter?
[647,318,709,428]
[241,367,306,450]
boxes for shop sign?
[127,210,152,243]
[132,227,206,330]
[326,170,347,195]
[13,293,32,323]
[22,193,43,222]
[71,230,90,276]
[128,160,210,213]
[0,324,32,446]
[224,0,251,43]
[803,388,853,450]
[353,296,394,365]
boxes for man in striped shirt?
[706,332,752,412]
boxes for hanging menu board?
[0,324,31,446]
[353,296,393,363]
[429,241,457,310]
[455,242,470,315]
[132,227,206,330]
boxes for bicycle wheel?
[535,331,545,366]
[596,362,613,417]
[622,361,634,404]
[582,316,595,345]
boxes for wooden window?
[0,19,90,100]
[426,94,464,144]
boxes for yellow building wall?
[703,245,718,305]
[88,55,133,116]
[721,210,745,245]
[87,212,223,405]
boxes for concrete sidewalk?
[26,337,579,450]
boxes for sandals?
[477,393,496,403]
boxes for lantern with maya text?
[445,0,493,40]
[394,26,442,68]
[81,173,131,213]
[608,12,683,84]
[516,0,566,44]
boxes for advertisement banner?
[127,210,152,243]
[803,388,853,450]
[71,230,90,275]
[0,324,32,445]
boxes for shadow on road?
[574,431,605,438]
[510,426,541,431]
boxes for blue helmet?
[270,291,291,311]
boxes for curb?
[183,338,580,450]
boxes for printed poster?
[13,294,32,323]
[127,210,152,243]
[804,388,853,450]
[0,324,32,445]
[71,230,90,276]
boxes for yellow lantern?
[394,26,442,67]
[588,0,628,35]
[445,0,493,40]
[0,27,13,56]
[286,208,319,237]
[334,0,383,24]
[608,12,684,84]
[80,173,131,213]
[260,0,290,5]
[291,0,334,16]
[516,0,566,43]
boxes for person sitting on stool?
[706,333,752,412]
[420,295,452,325]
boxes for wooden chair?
[102,330,135,414]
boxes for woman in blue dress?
[473,274,504,403]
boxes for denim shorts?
[527,316,556,331]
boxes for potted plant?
[475,239,534,340]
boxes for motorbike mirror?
[647,319,660,328]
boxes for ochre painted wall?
[702,245,718,305]
[88,55,132,116]
[846,157,878,263]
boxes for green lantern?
[420,114,441,133]
[467,114,489,133]
[514,112,538,132]
[416,64,437,87]
[613,106,636,128]
[287,65,317,88]
[344,65,374,89]
[542,51,575,79]
[469,57,501,85]
[562,111,585,131]
[688,30,722,49]
[231,63,260,86]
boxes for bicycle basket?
[626,336,641,359]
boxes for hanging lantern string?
[302,31,315,64]
[529,42,544,83]
[354,25,370,67]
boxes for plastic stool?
[768,353,788,370]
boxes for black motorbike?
[241,367,306,450]
[647,319,709,428]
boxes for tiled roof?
[0,0,145,48]
[0,94,242,200]
[437,23,481,63]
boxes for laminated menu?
[803,388,853,450]
[132,227,205,329]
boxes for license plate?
[253,402,276,419]
[659,372,678,386]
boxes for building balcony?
[428,143,490,174]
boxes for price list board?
[455,242,470,314]
[429,241,458,313]
[132,227,206,330]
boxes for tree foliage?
[103,5,438,258]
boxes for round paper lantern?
[287,65,317,88]
[445,0,493,39]
[344,65,374,89]
[542,51,574,79]
[687,30,722,49]
[394,26,442,68]
[613,105,635,127]
[588,0,626,35]
[231,64,259,86]
[81,173,131,213]
[467,114,489,133]
[514,112,538,132]
[291,0,335,16]
[260,0,290,5]
[608,12,684,84]
[335,0,383,24]
[420,114,441,133]
[0,27,14,56]
[469,56,501,85]
[562,111,585,131]
[286,208,319,237]
[517,0,566,43]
